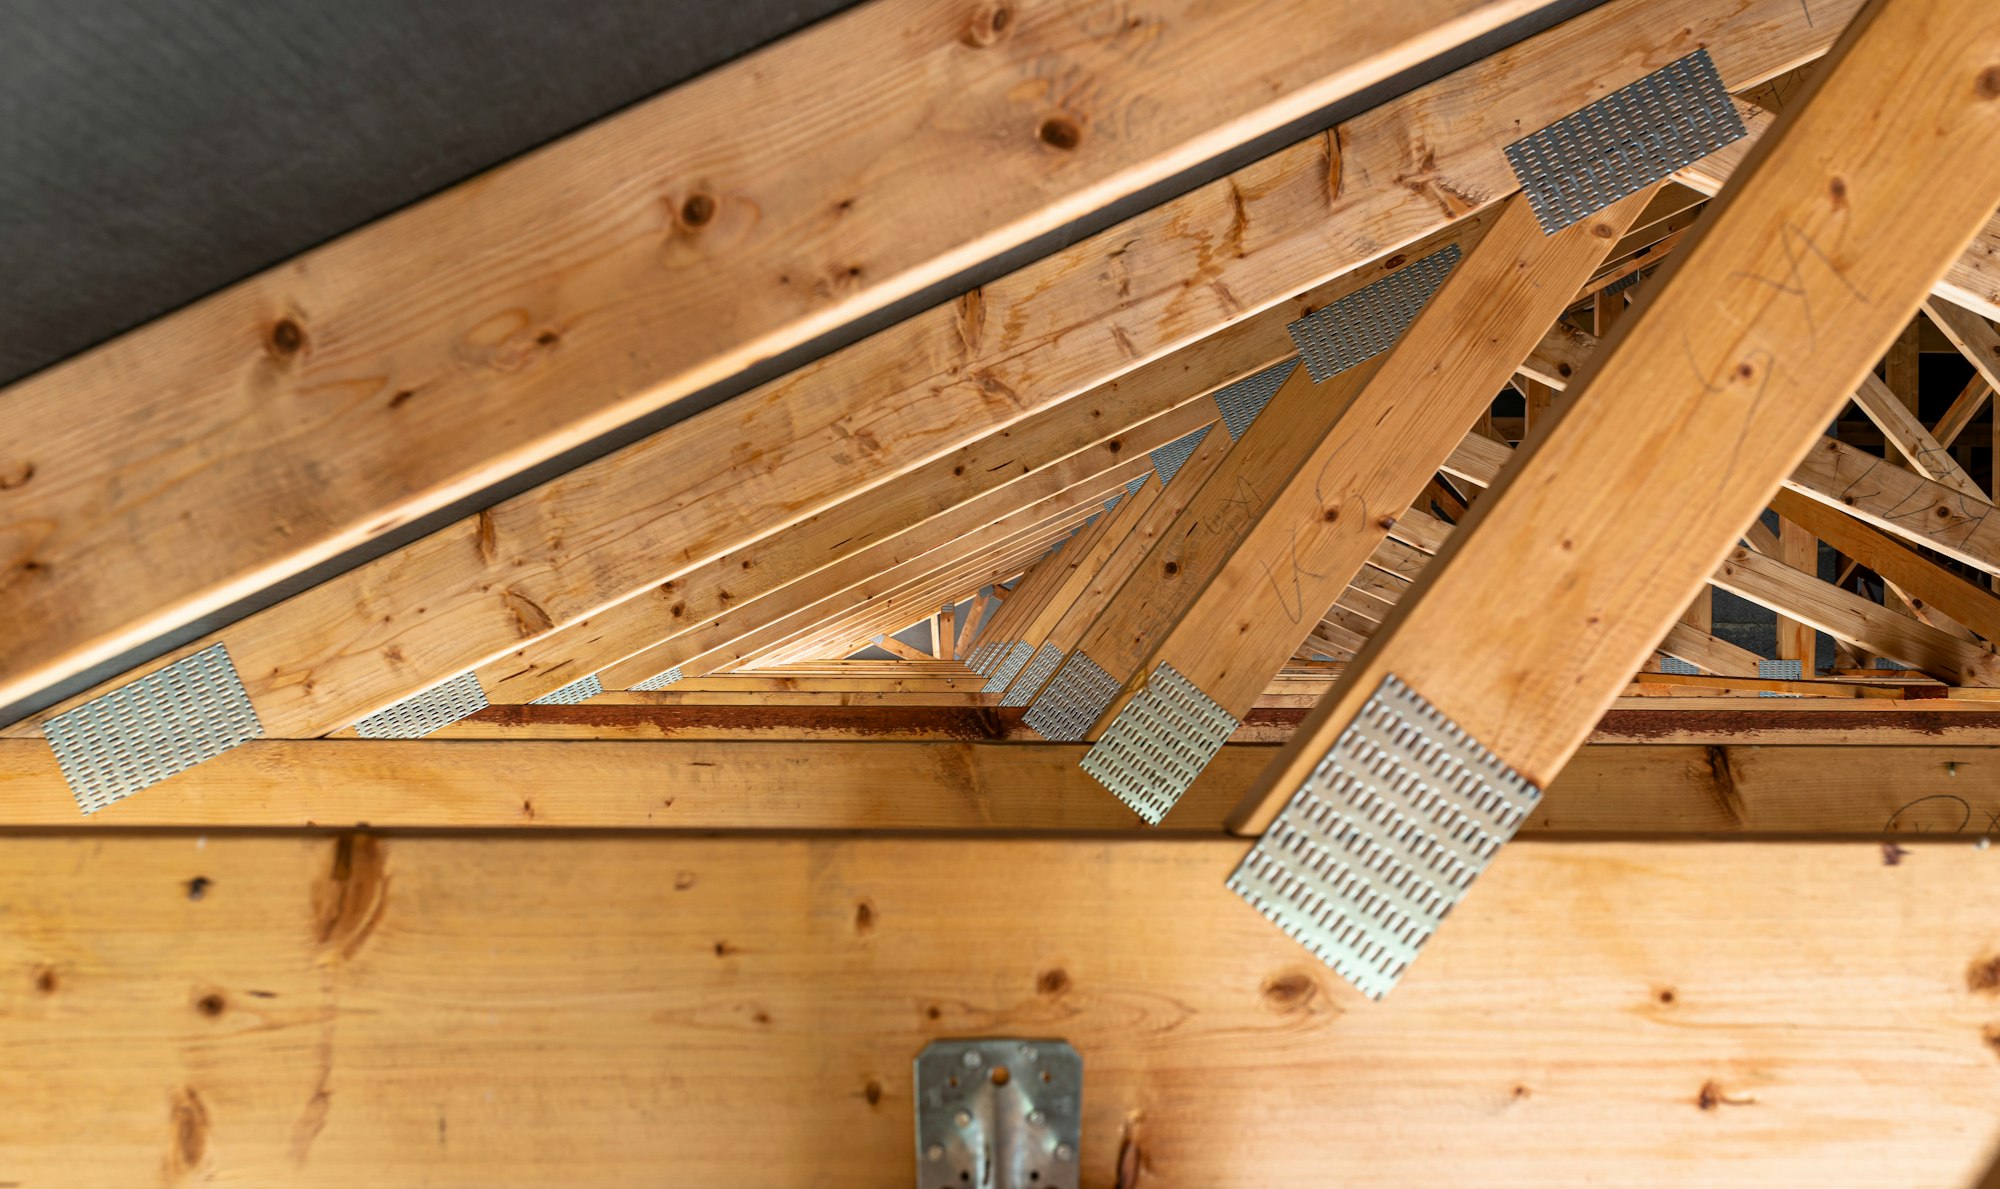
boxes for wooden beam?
[3,737,1999,834]
[1925,297,2000,408]
[1073,189,1652,751]
[1771,487,2000,644]
[3,0,1857,744]
[1884,317,1923,413]
[955,592,991,658]
[1774,514,1820,670]
[483,366,1219,698]
[869,634,932,663]
[995,428,1236,705]
[708,481,1118,675]
[1675,96,2000,321]
[0,0,1559,714]
[0,831,1994,1183]
[1235,0,2000,832]
[1783,435,2000,577]
[1848,372,1984,497]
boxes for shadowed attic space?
[5,0,2000,1183]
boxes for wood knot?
[312,834,389,963]
[1261,970,1318,1011]
[266,317,306,359]
[961,3,1011,47]
[1036,967,1071,995]
[1038,116,1082,151]
[1163,561,1179,577]
[853,899,876,936]
[1978,65,2000,100]
[1968,953,2000,994]
[864,1078,883,1105]
[195,992,226,1018]
[0,460,33,490]
[33,966,57,995]
[680,193,716,228]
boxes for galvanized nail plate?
[1227,673,1540,999]
[43,642,264,814]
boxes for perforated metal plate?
[1227,673,1541,999]
[1148,424,1214,486]
[1658,656,1700,675]
[353,671,488,739]
[1125,473,1150,497]
[1758,657,1803,698]
[914,1039,1081,1189]
[969,642,993,675]
[528,672,603,705]
[631,666,685,691]
[1505,48,1744,235]
[1287,245,1461,381]
[1080,661,1238,824]
[981,641,1035,694]
[1022,650,1122,742]
[43,643,264,814]
[1213,358,1297,440]
[999,643,1064,708]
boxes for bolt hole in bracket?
[914,1038,1080,1188]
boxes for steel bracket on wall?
[914,1038,1081,1189]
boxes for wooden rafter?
[1236,0,2000,832]
[4,0,1854,743]
[0,0,1562,714]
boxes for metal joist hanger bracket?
[914,1039,1081,1189]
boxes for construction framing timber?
[5,0,2000,1182]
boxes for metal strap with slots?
[998,642,1065,708]
[1022,651,1122,742]
[1658,656,1700,676]
[1212,358,1297,440]
[42,643,264,814]
[1287,245,1461,381]
[632,666,685,691]
[353,671,488,739]
[1148,425,1213,486]
[529,672,603,705]
[1505,48,1744,234]
[1227,674,1541,999]
[1079,661,1238,824]
[1757,657,1803,698]
[981,641,1035,694]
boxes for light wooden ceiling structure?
[5,0,2000,1182]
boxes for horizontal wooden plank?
[0,832,1994,1184]
[0,0,1552,712]
[6,738,1999,835]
